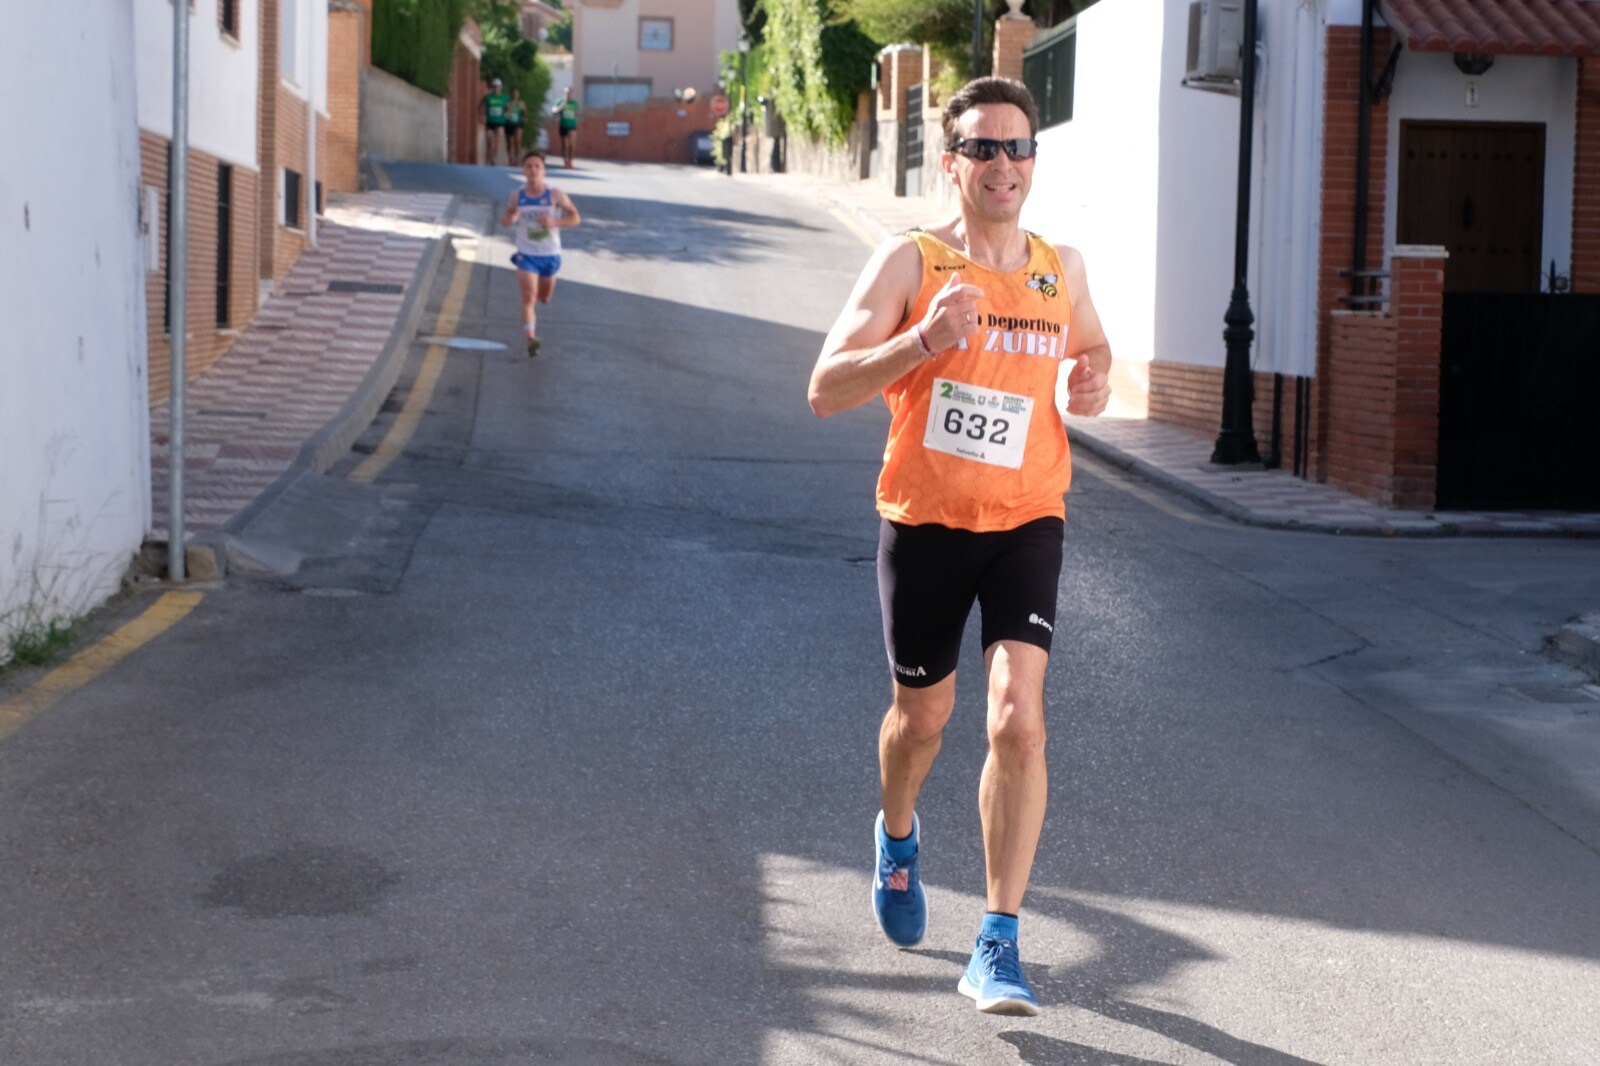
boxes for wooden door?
[1398,122,1545,293]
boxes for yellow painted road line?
[1073,450,1235,530]
[0,590,205,744]
[348,253,475,484]
[828,206,881,249]
[372,160,392,190]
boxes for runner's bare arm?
[500,190,519,228]
[809,237,985,418]
[551,189,581,227]
[1057,244,1112,417]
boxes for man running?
[500,150,580,356]
[482,78,509,165]
[807,77,1112,1017]
[505,88,527,161]
[553,86,579,169]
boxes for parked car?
[691,130,715,166]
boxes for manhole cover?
[418,336,508,351]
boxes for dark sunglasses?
[948,137,1038,162]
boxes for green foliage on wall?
[371,0,471,97]
[760,0,877,144]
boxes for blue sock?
[980,911,1019,942]
[876,811,918,862]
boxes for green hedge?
[372,0,471,98]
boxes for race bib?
[923,378,1033,469]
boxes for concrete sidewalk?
[148,190,459,566]
[749,169,1600,539]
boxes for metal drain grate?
[327,281,405,294]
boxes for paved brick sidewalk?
[149,191,455,541]
[749,170,1600,537]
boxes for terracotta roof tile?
[1380,0,1600,57]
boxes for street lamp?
[1211,0,1261,465]
[738,34,751,174]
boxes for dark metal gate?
[1438,293,1600,510]
[902,84,924,198]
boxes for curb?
[220,193,464,543]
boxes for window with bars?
[1022,21,1076,132]
[216,163,232,326]
[283,167,303,229]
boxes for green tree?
[838,0,999,85]
[761,0,877,143]
[477,0,553,117]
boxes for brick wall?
[1575,57,1600,293]
[325,4,366,192]
[567,95,717,164]
[267,83,330,281]
[1146,361,1304,467]
[992,15,1037,83]
[1321,249,1446,508]
[140,131,262,406]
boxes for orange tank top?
[876,229,1073,532]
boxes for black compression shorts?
[876,516,1064,688]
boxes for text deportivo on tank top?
[875,229,1074,533]
[514,187,561,258]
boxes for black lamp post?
[738,34,751,174]
[1211,0,1262,466]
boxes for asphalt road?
[3,159,1600,1065]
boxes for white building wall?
[1019,2,1165,416]
[0,0,151,649]
[136,0,261,167]
[1383,50,1578,283]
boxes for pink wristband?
[913,323,935,358]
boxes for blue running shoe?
[872,811,926,947]
[958,935,1040,1015]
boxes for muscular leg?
[536,274,557,304]
[879,674,956,839]
[518,271,538,334]
[978,639,1049,914]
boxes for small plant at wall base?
[5,616,76,670]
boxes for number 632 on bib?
[922,377,1034,470]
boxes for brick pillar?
[1574,58,1600,293]
[1388,248,1446,509]
[258,0,280,282]
[1314,24,1391,482]
[326,3,365,192]
[992,13,1037,82]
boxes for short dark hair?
[521,149,546,164]
[941,77,1039,149]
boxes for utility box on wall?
[1184,0,1244,93]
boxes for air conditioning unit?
[1184,0,1244,93]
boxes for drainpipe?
[168,0,191,580]
[306,0,318,247]
[1353,0,1374,301]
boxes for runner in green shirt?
[482,78,509,166]
[506,89,527,161]
[553,86,579,169]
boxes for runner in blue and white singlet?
[500,150,581,357]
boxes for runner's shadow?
[911,892,1325,1066]
[998,1033,1173,1066]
